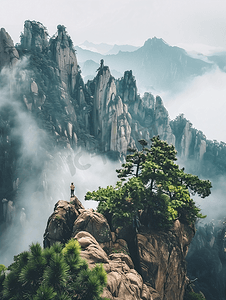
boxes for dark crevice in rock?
[117,225,142,275]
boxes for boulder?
[73,209,112,243]
[43,197,84,247]
[43,198,195,300]
[75,231,153,300]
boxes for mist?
[0,61,119,266]
[1,56,226,267]
[163,67,226,143]
[162,67,226,222]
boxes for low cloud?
[0,61,119,266]
[163,67,226,143]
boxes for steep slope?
[44,196,195,300]
[0,28,19,70]
[0,20,226,272]
[186,221,226,300]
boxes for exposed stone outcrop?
[75,231,152,300]
[20,20,49,52]
[0,28,19,70]
[43,196,84,247]
[88,65,134,154]
[73,209,112,243]
[186,221,226,300]
[170,115,207,163]
[137,221,194,300]
[50,25,79,94]
[87,67,176,156]
[44,199,194,300]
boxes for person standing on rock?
[70,182,75,197]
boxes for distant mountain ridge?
[76,37,214,93]
[79,40,139,55]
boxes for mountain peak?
[20,20,49,52]
[143,37,169,48]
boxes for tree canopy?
[85,136,212,229]
[0,239,108,300]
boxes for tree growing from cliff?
[0,239,108,300]
[85,136,212,229]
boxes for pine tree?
[0,240,108,300]
[85,136,212,229]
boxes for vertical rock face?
[0,20,218,169]
[49,25,78,95]
[137,220,194,300]
[88,68,176,156]
[21,20,49,52]
[186,222,226,300]
[116,71,175,147]
[89,65,133,154]
[0,28,19,70]
[44,199,194,300]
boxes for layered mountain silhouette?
[76,37,214,92]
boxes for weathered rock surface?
[73,209,112,243]
[75,231,152,300]
[137,220,194,300]
[43,196,84,246]
[50,25,79,95]
[87,67,175,157]
[21,20,49,52]
[186,221,226,300]
[0,20,218,169]
[0,28,19,70]
[44,199,194,300]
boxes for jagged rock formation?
[44,197,194,300]
[49,25,79,95]
[137,220,194,300]
[0,28,19,70]
[20,20,49,52]
[186,221,226,300]
[1,21,226,290]
[87,67,175,157]
[0,20,222,167]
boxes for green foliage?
[85,136,212,229]
[0,265,6,273]
[184,291,205,300]
[0,239,108,300]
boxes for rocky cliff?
[186,221,226,300]
[0,28,19,70]
[44,196,195,300]
[0,21,226,293]
[0,21,221,166]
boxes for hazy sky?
[1,0,226,53]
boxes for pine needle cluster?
[0,239,108,300]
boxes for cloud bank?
[164,67,226,143]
